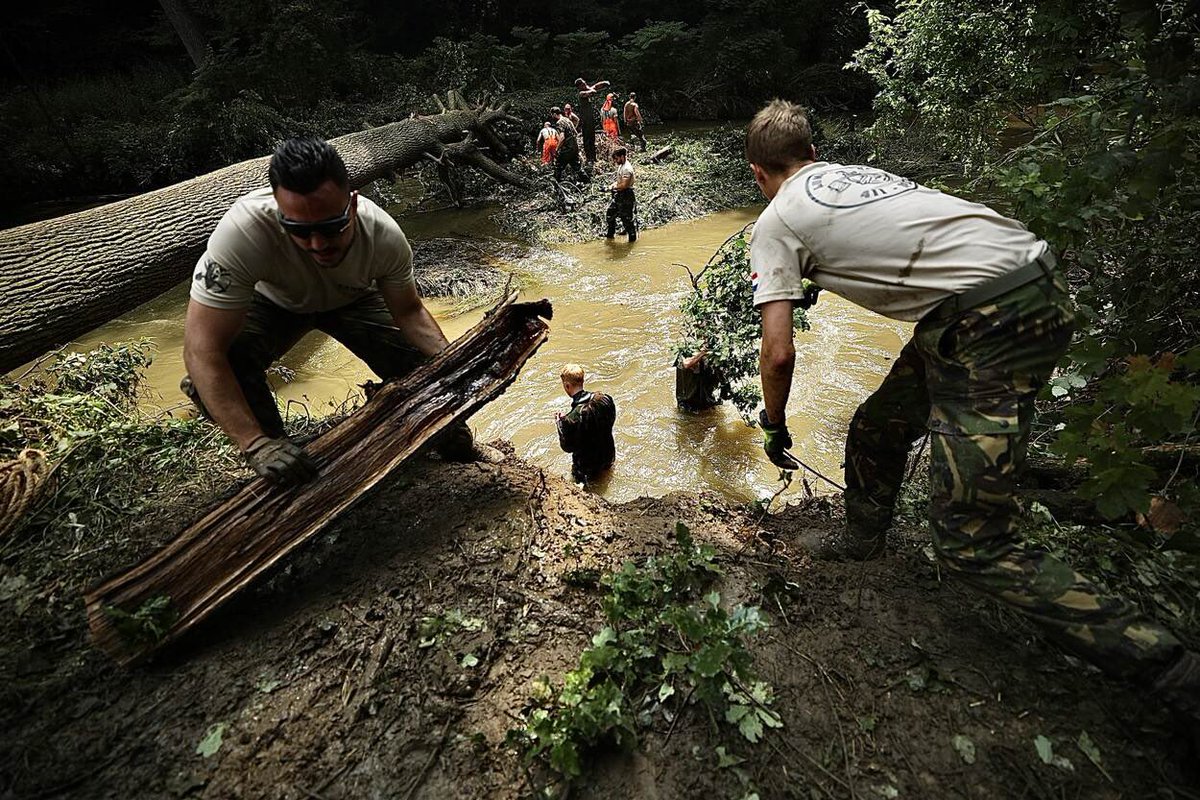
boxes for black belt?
[927,251,1057,321]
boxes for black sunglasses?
[278,193,355,239]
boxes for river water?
[67,205,910,505]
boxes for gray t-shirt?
[190,188,415,313]
[750,162,1047,321]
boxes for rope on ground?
[783,449,847,493]
[0,449,52,538]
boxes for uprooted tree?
[0,90,530,374]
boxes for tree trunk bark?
[84,295,552,665]
[0,97,527,374]
[157,0,209,70]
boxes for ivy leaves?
[1052,349,1200,518]
[678,227,809,419]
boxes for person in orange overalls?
[536,120,559,165]
[601,93,620,140]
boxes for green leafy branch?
[1051,349,1200,519]
[510,522,780,782]
[104,594,179,647]
[677,226,809,420]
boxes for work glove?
[759,409,802,471]
[243,436,319,487]
[797,279,821,310]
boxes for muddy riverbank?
[2,451,1192,799]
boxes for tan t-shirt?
[190,187,415,313]
[614,160,635,188]
[750,162,1048,321]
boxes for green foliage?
[0,342,238,545]
[418,608,487,648]
[104,594,179,646]
[677,227,809,418]
[851,0,1041,169]
[418,34,524,94]
[614,22,699,95]
[46,342,153,402]
[1019,501,1199,644]
[196,722,227,758]
[511,522,780,780]
[165,86,293,175]
[552,30,611,77]
[1051,350,1200,519]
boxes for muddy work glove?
[243,436,319,487]
[797,279,821,310]
[759,410,802,471]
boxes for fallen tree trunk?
[648,146,674,163]
[84,295,551,665]
[0,91,528,374]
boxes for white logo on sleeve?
[805,166,917,208]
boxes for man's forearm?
[760,346,794,425]
[184,350,265,450]
[393,305,451,357]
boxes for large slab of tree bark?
[0,91,527,373]
[84,296,551,665]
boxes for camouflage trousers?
[183,290,474,456]
[844,272,1183,680]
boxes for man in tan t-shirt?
[745,99,1198,728]
[603,147,636,242]
[182,136,495,486]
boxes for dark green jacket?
[557,390,616,482]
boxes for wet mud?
[1,451,1192,799]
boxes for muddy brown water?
[67,205,910,504]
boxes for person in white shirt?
[604,147,636,242]
[182,136,496,486]
[745,99,1198,721]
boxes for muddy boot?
[1152,651,1200,757]
[795,527,886,560]
[434,421,505,463]
[797,491,889,559]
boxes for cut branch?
[83,296,552,665]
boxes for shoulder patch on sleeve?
[194,257,231,294]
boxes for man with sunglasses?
[182,136,495,487]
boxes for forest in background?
[0,0,873,219]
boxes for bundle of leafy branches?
[492,127,762,244]
[675,226,810,420]
[0,342,351,657]
[509,523,780,792]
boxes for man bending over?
[182,136,495,486]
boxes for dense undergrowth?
[0,343,348,634]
